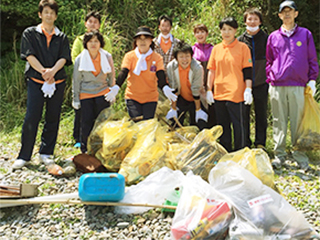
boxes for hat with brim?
[134,26,154,38]
[279,0,298,13]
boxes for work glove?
[307,80,317,97]
[162,85,177,102]
[195,109,208,122]
[105,85,120,102]
[41,82,56,98]
[244,87,253,105]
[72,101,81,110]
[166,108,178,120]
[206,91,214,105]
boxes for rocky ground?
[0,143,319,239]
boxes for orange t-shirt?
[179,65,193,102]
[121,50,164,104]
[160,37,172,54]
[80,52,110,100]
[91,52,101,77]
[41,25,55,48]
[207,39,252,103]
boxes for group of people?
[12,0,319,172]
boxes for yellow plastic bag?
[95,118,137,172]
[177,125,228,181]
[118,119,169,184]
[219,147,275,190]
[87,108,128,156]
[295,86,320,151]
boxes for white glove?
[41,82,56,98]
[244,87,253,105]
[195,109,208,122]
[105,85,120,102]
[72,101,80,110]
[206,91,214,105]
[162,85,177,102]
[307,80,317,97]
[165,108,178,120]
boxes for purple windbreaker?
[266,26,319,86]
[192,42,213,62]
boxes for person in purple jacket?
[192,24,216,127]
[266,0,319,170]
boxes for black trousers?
[168,96,207,131]
[73,109,81,143]
[18,80,65,161]
[215,100,247,152]
[80,96,110,153]
[244,83,269,147]
[126,99,157,122]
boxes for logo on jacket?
[296,41,302,47]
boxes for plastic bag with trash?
[295,86,320,151]
[218,147,276,190]
[115,167,185,214]
[208,161,319,239]
[118,119,170,184]
[87,108,128,156]
[177,125,228,181]
[171,172,233,240]
[94,118,137,172]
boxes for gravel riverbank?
[0,145,319,239]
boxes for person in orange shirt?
[72,30,115,153]
[105,26,177,121]
[153,15,180,71]
[166,41,208,130]
[207,17,253,152]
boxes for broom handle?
[0,198,177,210]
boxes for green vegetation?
[0,0,319,149]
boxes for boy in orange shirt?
[207,17,253,152]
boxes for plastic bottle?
[46,164,64,176]
[150,61,157,72]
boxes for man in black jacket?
[238,7,269,149]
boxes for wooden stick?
[0,189,20,195]
[0,198,177,210]
[0,185,20,191]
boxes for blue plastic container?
[78,173,125,202]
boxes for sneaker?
[12,159,28,169]
[39,154,55,166]
[271,156,286,169]
[74,142,81,148]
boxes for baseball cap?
[279,1,298,13]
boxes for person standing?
[71,11,113,148]
[192,24,216,128]
[266,0,319,170]
[105,26,177,121]
[72,30,115,153]
[207,17,253,152]
[12,0,71,169]
[153,15,180,71]
[166,41,208,130]
[238,8,269,149]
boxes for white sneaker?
[39,154,55,166]
[12,159,28,169]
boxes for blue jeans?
[18,80,65,161]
